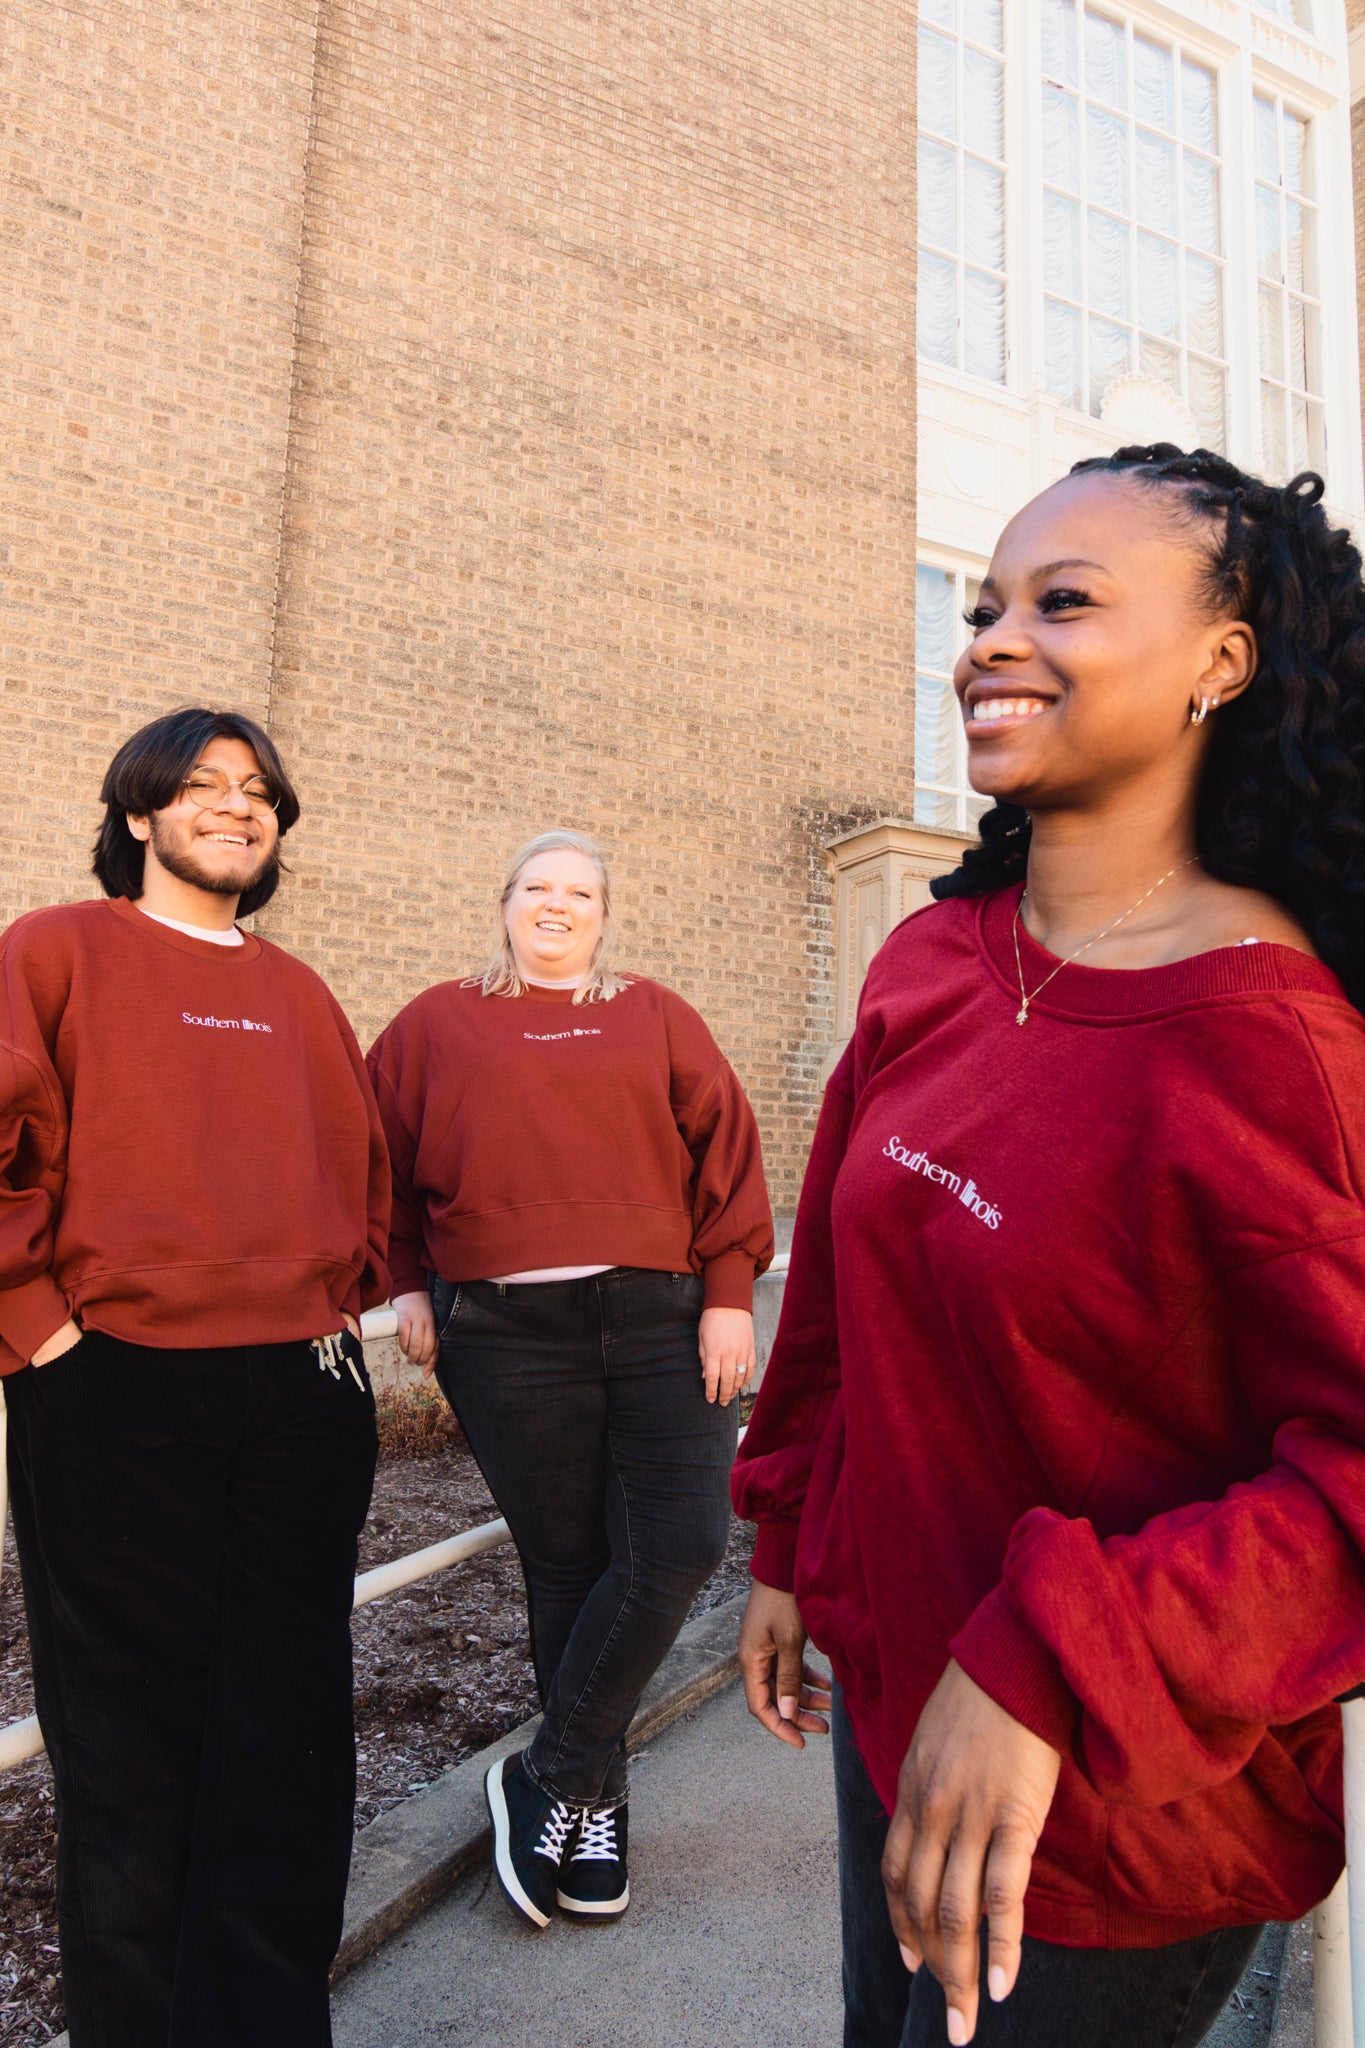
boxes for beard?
[148,814,279,899]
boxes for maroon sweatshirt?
[367,976,773,1309]
[734,884,1365,1946]
[0,898,391,1369]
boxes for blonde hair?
[473,829,627,1004]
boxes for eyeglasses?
[179,771,280,815]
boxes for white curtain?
[1045,192,1081,298]
[1256,186,1281,282]
[1087,208,1129,321]
[1086,106,1127,213]
[1045,299,1082,409]
[963,0,1003,51]
[1137,233,1178,339]
[1181,62,1217,154]
[1135,130,1176,235]
[1043,84,1078,189]
[1133,35,1174,131]
[1088,314,1131,414]
[1186,357,1225,449]
[963,270,1005,382]
[919,28,956,140]
[918,253,958,367]
[964,159,1004,269]
[920,138,957,250]
[1042,0,1077,87]
[1184,253,1222,355]
[1084,9,1126,107]
[1259,285,1284,383]
[964,49,1003,158]
[1182,153,1219,255]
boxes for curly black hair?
[929,443,1365,1013]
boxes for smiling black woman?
[735,445,1365,2048]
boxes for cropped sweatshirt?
[366,976,773,1310]
[0,897,391,1369]
[733,885,1365,1947]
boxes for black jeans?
[832,1685,1264,2048]
[433,1266,736,1808]
[4,1328,377,2048]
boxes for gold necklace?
[1010,859,1199,1025]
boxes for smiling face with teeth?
[952,472,1257,817]
[504,848,606,985]
[127,736,280,927]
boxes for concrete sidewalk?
[332,1673,843,2047]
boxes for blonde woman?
[367,830,773,1928]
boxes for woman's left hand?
[698,1306,756,1406]
[881,1660,1062,2046]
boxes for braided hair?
[929,443,1365,1013]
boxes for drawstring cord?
[311,1330,365,1392]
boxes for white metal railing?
[0,1257,788,1776]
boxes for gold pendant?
[1015,1003,1030,1025]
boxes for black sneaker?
[555,1800,630,1919]
[485,1752,578,1929]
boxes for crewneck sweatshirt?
[367,976,773,1309]
[0,897,391,1370]
[734,885,1365,1947]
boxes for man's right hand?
[393,1290,439,1376]
[738,1578,832,1748]
[31,1317,83,1367]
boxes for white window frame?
[917,3,1011,386]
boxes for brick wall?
[0,0,918,1208]
[0,0,319,910]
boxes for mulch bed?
[0,1393,756,2047]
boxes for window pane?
[1186,356,1225,451]
[1088,207,1130,320]
[919,138,958,250]
[1253,96,1278,182]
[1139,334,1180,393]
[1182,153,1219,255]
[964,50,1004,158]
[1044,298,1082,408]
[1137,233,1179,337]
[964,158,1004,269]
[914,785,961,831]
[1185,253,1222,354]
[1282,108,1309,195]
[1261,383,1287,477]
[1133,36,1174,132]
[918,251,959,365]
[1135,130,1177,234]
[962,0,1003,49]
[1180,61,1217,154]
[1045,191,1082,297]
[1284,198,1310,293]
[963,267,1006,381]
[1043,84,1079,189]
[1042,0,1077,87]
[1088,314,1131,414]
[915,674,962,790]
[1085,10,1128,109]
[919,29,957,140]
[1086,106,1128,212]
[920,0,955,21]
[1258,284,1285,383]
[1256,186,1281,280]
[1291,393,1311,473]
[915,566,956,670]
[1288,296,1320,396]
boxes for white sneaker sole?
[485,1756,551,1930]
[555,1881,630,1918]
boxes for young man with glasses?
[0,707,390,2047]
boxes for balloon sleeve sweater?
[733,885,1365,1948]
[366,976,773,1310]
[0,897,391,1369]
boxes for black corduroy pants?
[4,1328,377,2048]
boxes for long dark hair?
[930,444,1365,1013]
[92,706,301,917]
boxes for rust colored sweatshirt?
[734,886,1365,1947]
[0,898,391,1371]
[367,976,773,1309]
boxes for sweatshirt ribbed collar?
[977,882,1348,1024]
[110,895,261,963]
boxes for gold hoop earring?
[1190,697,1210,726]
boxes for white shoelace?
[534,1801,576,1864]
[311,1331,365,1391]
[573,1809,619,1862]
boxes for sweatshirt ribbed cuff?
[949,1584,1079,1758]
[749,1517,801,1594]
[702,1249,756,1312]
[0,1273,73,1366]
